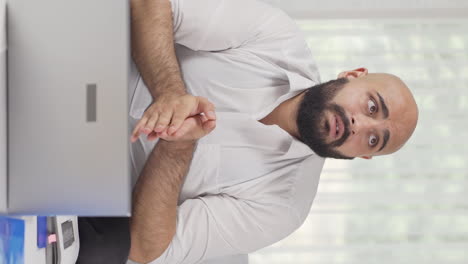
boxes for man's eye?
[369,135,378,147]
[368,99,377,115]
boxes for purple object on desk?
[0,217,25,264]
[37,216,48,248]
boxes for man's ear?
[360,155,373,160]
[338,67,368,79]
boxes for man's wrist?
[151,84,186,100]
[159,139,197,151]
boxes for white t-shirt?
[128,0,325,263]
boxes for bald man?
[76,0,418,263]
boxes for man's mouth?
[328,114,344,140]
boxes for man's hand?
[158,115,216,142]
[130,93,216,142]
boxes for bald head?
[348,72,419,155]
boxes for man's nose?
[350,114,381,135]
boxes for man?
[76,0,418,263]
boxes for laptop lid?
[6,0,131,216]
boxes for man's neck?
[259,92,305,139]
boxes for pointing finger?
[131,116,148,142]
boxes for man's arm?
[131,0,184,98]
[129,1,216,260]
[130,0,216,141]
[129,140,195,263]
[129,114,215,263]
[126,157,321,264]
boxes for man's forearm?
[129,140,196,263]
[131,0,186,98]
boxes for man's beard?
[296,78,354,160]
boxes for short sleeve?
[170,0,296,51]
[148,194,301,264]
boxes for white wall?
[262,0,468,19]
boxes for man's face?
[296,69,418,159]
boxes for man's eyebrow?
[378,129,390,152]
[377,92,389,119]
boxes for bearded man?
[75,0,418,263]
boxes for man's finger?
[206,111,216,120]
[157,130,169,139]
[140,114,154,135]
[197,97,216,121]
[147,131,159,141]
[202,120,216,133]
[200,113,208,123]
[173,118,215,139]
[131,116,149,142]
[145,113,159,133]
[154,110,173,133]
[168,106,192,135]
[172,125,189,139]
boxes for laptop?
[4,0,131,216]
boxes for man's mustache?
[329,104,350,148]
